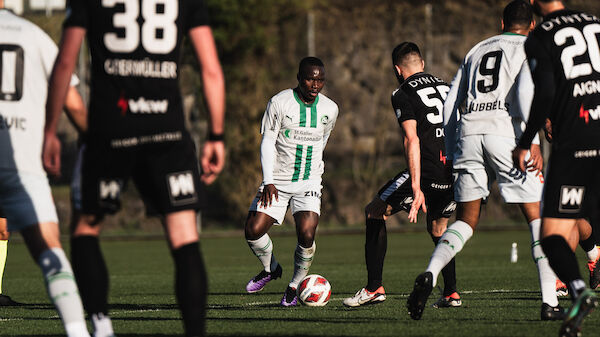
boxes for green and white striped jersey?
[260,88,338,183]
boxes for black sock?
[580,234,596,254]
[365,218,386,292]
[173,242,207,337]
[541,235,585,301]
[71,235,109,315]
[432,236,458,296]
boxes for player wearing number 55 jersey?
[408,0,564,322]
[343,42,459,309]
[244,57,338,306]
[513,1,600,335]
[44,0,226,336]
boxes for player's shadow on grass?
[108,303,179,310]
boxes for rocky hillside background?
[25,0,600,233]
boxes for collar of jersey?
[502,32,526,37]
[293,89,319,107]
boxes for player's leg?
[280,211,319,306]
[408,200,478,320]
[20,222,89,337]
[163,209,207,337]
[428,216,461,308]
[0,217,18,306]
[576,219,600,289]
[519,202,564,320]
[244,187,285,293]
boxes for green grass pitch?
[1,230,599,336]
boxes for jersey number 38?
[102,0,178,54]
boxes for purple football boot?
[246,264,282,293]
[280,286,298,307]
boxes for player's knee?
[364,204,385,220]
[297,228,315,247]
[244,220,263,240]
[38,248,72,278]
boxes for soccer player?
[244,57,338,306]
[43,0,226,336]
[343,43,458,308]
[407,0,564,321]
[0,4,90,336]
[0,215,19,306]
[513,1,600,334]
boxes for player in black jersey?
[343,42,457,308]
[513,0,600,335]
[43,1,225,336]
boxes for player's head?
[297,57,325,103]
[502,0,534,34]
[391,42,424,84]
[530,0,563,17]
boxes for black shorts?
[80,135,204,216]
[377,170,456,219]
[542,149,600,219]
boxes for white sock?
[426,221,473,287]
[91,313,114,337]
[289,242,316,288]
[247,234,279,273]
[586,245,599,262]
[529,219,559,307]
[39,248,90,337]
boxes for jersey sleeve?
[392,90,416,125]
[260,99,281,138]
[322,104,339,148]
[518,33,554,149]
[443,63,468,160]
[63,0,90,29]
[259,98,280,185]
[185,0,210,31]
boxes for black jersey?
[392,72,452,185]
[63,0,209,147]
[519,9,600,152]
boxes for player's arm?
[322,106,339,148]
[443,62,468,161]
[401,119,427,223]
[189,26,226,185]
[513,34,553,172]
[64,86,87,134]
[44,27,86,177]
[258,100,280,207]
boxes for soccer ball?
[297,274,331,307]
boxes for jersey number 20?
[555,23,600,80]
[102,0,178,54]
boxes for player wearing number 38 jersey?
[44,0,226,336]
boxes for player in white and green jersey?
[244,57,338,306]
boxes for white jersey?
[260,89,338,183]
[0,9,78,174]
[443,33,536,160]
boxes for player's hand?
[543,118,553,143]
[408,188,427,223]
[42,132,61,177]
[259,184,278,208]
[512,147,529,173]
[201,140,225,185]
[528,144,543,175]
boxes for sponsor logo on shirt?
[578,104,600,124]
[167,171,197,206]
[99,179,121,200]
[559,185,585,213]
[117,94,169,115]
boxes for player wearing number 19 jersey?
[244,57,338,306]
[44,0,226,336]
[513,1,600,335]
[408,0,564,322]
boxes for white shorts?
[453,134,544,203]
[249,179,322,225]
[0,170,58,231]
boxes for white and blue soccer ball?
[297,274,331,307]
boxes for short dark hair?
[503,0,533,29]
[298,57,324,76]
[392,42,422,67]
